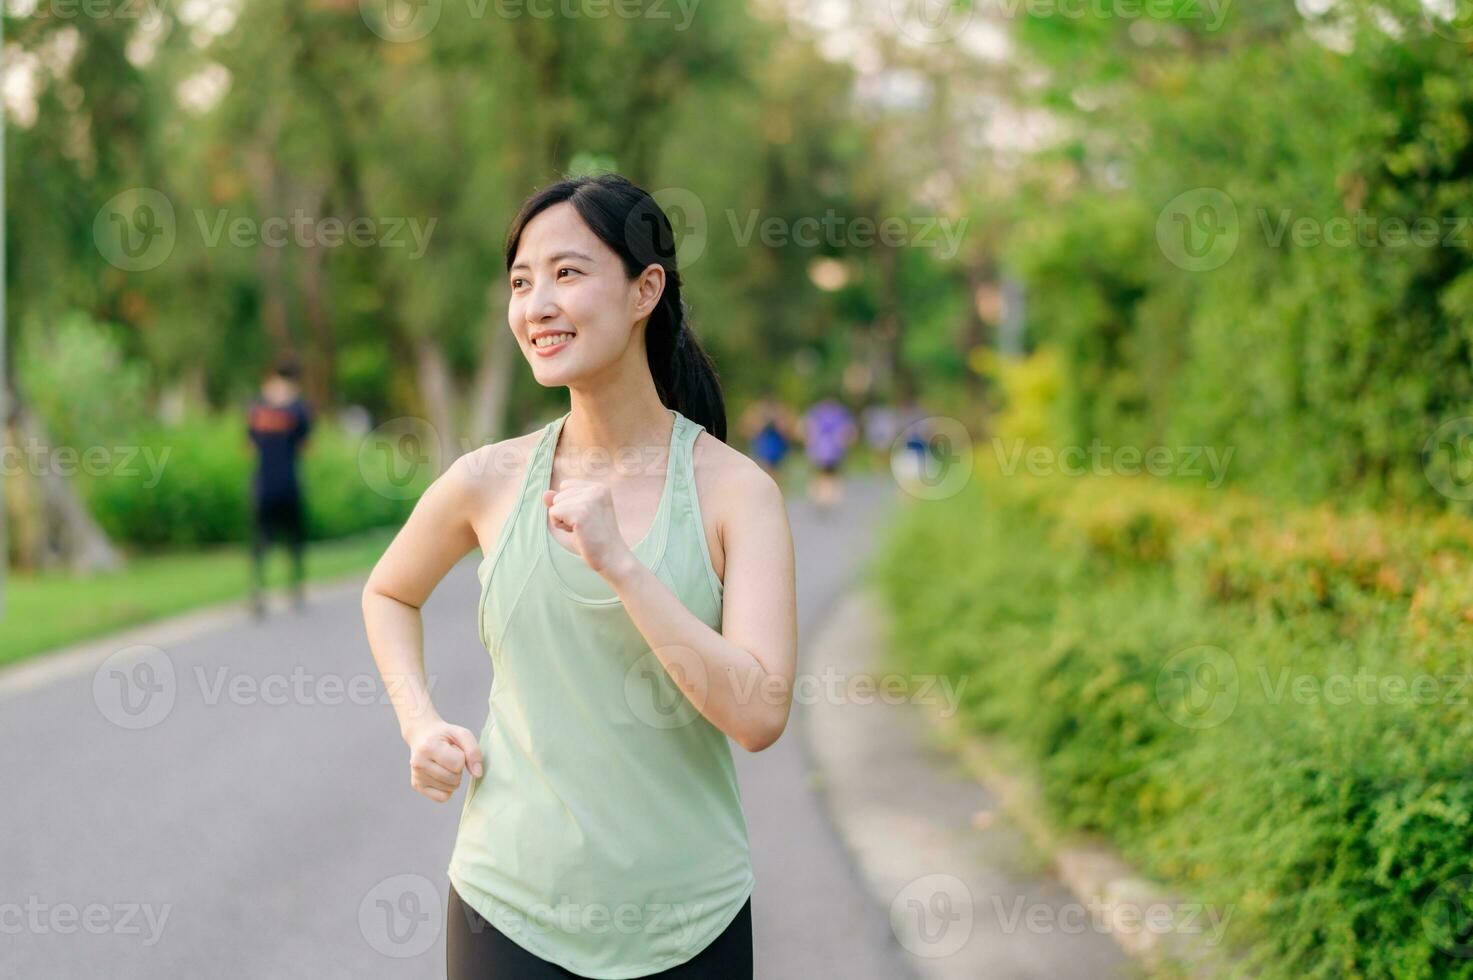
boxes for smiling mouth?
[531,333,575,354]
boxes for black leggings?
[250,494,305,592]
[446,884,752,979]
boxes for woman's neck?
[560,384,672,461]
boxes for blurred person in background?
[802,395,857,514]
[738,390,798,479]
[889,401,935,497]
[860,400,901,466]
[245,359,313,618]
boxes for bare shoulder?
[461,427,543,482]
[691,431,786,522]
[690,431,791,589]
[457,426,548,552]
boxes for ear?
[632,264,666,320]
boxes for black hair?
[503,172,726,442]
[272,358,301,382]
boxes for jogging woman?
[361,173,798,979]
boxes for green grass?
[0,528,396,668]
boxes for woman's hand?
[403,718,484,804]
[543,480,636,579]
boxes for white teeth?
[533,333,573,349]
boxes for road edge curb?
[855,586,1242,979]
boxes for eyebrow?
[510,250,595,273]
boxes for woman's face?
[507,202,662,388]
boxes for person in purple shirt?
[802,396,857,514]
[246,360,313,618]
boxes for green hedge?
[875,472,1473,978]
[1005,6,1473,511]
[83,414,425,549]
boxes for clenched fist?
[403,719,484,803]
[544,480,636,578]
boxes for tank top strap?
[523,412,567,503]
[672,410,703,490]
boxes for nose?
[525,278,560,327]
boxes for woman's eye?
[558,267,577,278]
[511,277,526,289]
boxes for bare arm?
[360,453,487,800]
[603,463,798,752]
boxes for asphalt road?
[0,475,912,979]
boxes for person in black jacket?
[246,359,313,618]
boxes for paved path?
[804,591,1135,979]
[0,476,914,978]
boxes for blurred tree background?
[6,0,1473,551]
[8,0,1473,551]
[3,0,997,570]
[11,0,1473,971]
[1002,0,1473,507]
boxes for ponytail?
[504,173,727,442]
[643,295,726,444]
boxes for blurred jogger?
[246,359,313,618]
[802,396,857,514]
[739,391,798,478]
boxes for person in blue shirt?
[246,359,313,618]
[738,391,798,479]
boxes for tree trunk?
[9,390,123,574]
[245,109,295,358]
[414,336,460,473]
[300,185,336,410]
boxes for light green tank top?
[447,407,754,978]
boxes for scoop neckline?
[541,408,682,603]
